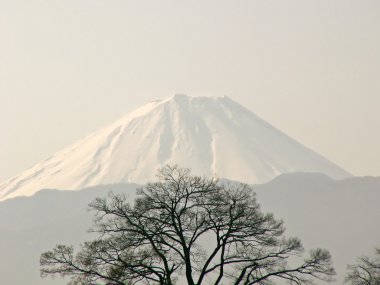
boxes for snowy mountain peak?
[171,93,189,101]
[0,95,351,200]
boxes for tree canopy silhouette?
[41,165,335,285]
[345,248,380,285]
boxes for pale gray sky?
[1,0,380,182]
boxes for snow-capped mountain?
[0,94,351,200]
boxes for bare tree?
[345,248,380,285]
[41,165,335,285]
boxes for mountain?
[254,174,380,285]
[0,94,351,200]
[0,184,137,285]
[0,175,379,285]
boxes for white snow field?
[0,94,351,200]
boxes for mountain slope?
[0,94,351,200]
[254,174,380,285]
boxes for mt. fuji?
[0,94,351,200]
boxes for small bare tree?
[41,165,335,285]
[345,248,380,285]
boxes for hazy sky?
[1,0,380,182]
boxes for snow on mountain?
[0,94,351,200]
